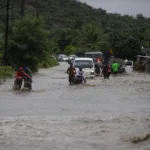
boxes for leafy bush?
[38,55,58,68]
[8,17,49,72]
[0,66,13,78]
[64,45,77,55]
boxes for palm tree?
[77,24,103,50]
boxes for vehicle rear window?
[74,60,93,68]
[125,62,132,66]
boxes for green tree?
[143,29,150,47]
[1,0,150,62]
[77,24,104,50]
[57,29,72,52]
[109,28,141,59]
[8,17,49,71]
[64,45,77,55]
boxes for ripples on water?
[0,116,150,150]
[0,63,150,150]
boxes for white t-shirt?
[77,70,84,76]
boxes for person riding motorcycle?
[16,67,31,79]
[15,67,31,85]
[24,66,32,77]
[77,67,86,83]
[67,63,76,85]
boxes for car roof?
[59,54,65,56]
[74,57,93,61]
[69,54,76,56]
[85,52,103,54]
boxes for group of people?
[67,61,120,84]
[102,61,120,79]
[15,66,32,82]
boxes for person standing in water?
[112,61,120,74]
[103,63,111,79]
[67,63,76,85]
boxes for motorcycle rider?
[67,63,76,85]
[24,66,32,77]
[15,67,31,86]
[77,67,86,83]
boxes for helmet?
[19,67,23,71]
[24,66,28,70]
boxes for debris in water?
[131,133,150,144]
[85,84,96,87]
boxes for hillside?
[0,0,150,66]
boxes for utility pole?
[10,0,13,24]
[4,0,10,65]
[36,0,39,18]
[21,0,25,16]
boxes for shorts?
[69,75,74,83]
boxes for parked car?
[57,54,68,62]
[57,54,64,61]
[73,57,95,78]
[62,55,69,62]
[69,54,77,60]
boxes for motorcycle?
[95,63,102,76]
[14,76,23,90]
[74,75,83,84]
[24,77,32,90]
[118,65,125,73]
[70,75,83,85]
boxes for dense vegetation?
[0,66,13,79]
[0,0,150,72]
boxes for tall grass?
[38,57,59,68]
[0,66,13,79]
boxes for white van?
[73,58,95,78]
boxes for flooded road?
[0,62,150,150]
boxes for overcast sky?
[79,0,150,17]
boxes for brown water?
[0,62,150,150]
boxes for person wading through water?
[67,63,76,85]
[112,61,120,74]
[103,63,111,79]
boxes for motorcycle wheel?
[29,84,32,90]
[24,83,32,90]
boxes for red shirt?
[15,71,30,79]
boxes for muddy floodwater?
[0,62,150,150]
